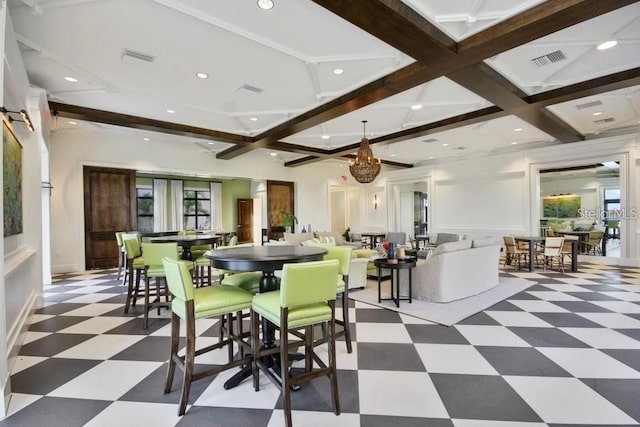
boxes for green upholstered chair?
[141,242,188,329]
[162,257,253,416]
[323,246,354,353]
[123,237,146,313]
[251,259,340,427]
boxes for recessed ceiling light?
[514,128,523,132]
[257,0,274,10]
[597,40,617,50]
[321,135,330,140]
[593,111,603,116]
[207,142,215,145]
[411,104,423,110]
[167,109,175,114]
[64,76,78,83]
[143,137,150,141]
[332,68,344,75]
[68,121,77,125]
[270,152,278,157]
[390,154,396,157]
[511,141,518,145]
[428,156,434,160]
[250,117,258,121]
[195,72,209,79]
[442,143,449,147]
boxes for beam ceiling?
[49,0,640,168]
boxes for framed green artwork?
[543,194,581,218]
[3,120,23,236]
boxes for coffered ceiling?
[7,0,640,169]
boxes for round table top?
[373,257,417,269]
[149,234,221,246]
[206,245,327,272]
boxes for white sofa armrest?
[348,258,369,289]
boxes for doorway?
[237,198,253,243]
[83,166,136,269]
[537,159,623,258]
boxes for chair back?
[178,230,197,236]
[386,232,407,246]
[115,232,125,247]
[280,259,339,308]
[435,233,459,246]
[544,237,564,256]
[162,257,194,302]
[122,232,141,245]
[323,246,352,276]
[588,230,604,245]
[123,237,142,259]
[228,235,238,246]
[141,242,179,266]
[503,236,517,254]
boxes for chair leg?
[251,310,260,392]
[124,264,134,313]
[280,311,293,427]
[329,305,340,416]
[117,250,123,281]
[143,275,151,329]
[341,290,352,353]
[164,313,180,394]
[178,312,196,416]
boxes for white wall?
[385,134,640,264]
[49,128,347,272]
[1,12,47,416]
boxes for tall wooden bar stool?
[162,257,253,416]
[250,259,340,427]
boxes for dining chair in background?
[141,242,186,329]
[123,236,145,314]
[540,236,565,272]
[503,236,528,269]
[162,257,254,416]
[321,246,354,353]
[250,259,341,427]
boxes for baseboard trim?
[6,290,40,383]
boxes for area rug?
[348,277,536,326]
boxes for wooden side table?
[373,258,416,307]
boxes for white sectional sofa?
[399,238,501,302]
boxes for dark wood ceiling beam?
[458,0,638,59]
[448,63,583,142]
[310,0,456,65]
[226,0,630,162]
[525,67,640,107]
[284,154,412,169]
[49,102,253,145]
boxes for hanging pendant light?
[349,120,381,183]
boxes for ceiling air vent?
[237,84,263,96]
[531,50,566,67]
[122,49,155,65]
[594,117,615,124]
[575,100,602,110]
[422,138,438,143]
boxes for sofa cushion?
[433,239,472,255]
[471,237,496,248]
[301,237,336,248]
[315,231,344,246]
[283,232,315,246]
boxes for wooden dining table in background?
[149,233,221,260]
[514,236,579,272]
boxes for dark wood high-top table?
[206,245,328,389]
[149,234,221,260]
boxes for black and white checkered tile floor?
[2,263,640,426]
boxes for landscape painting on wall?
[3,121,23,236]
[543,194,581,218]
